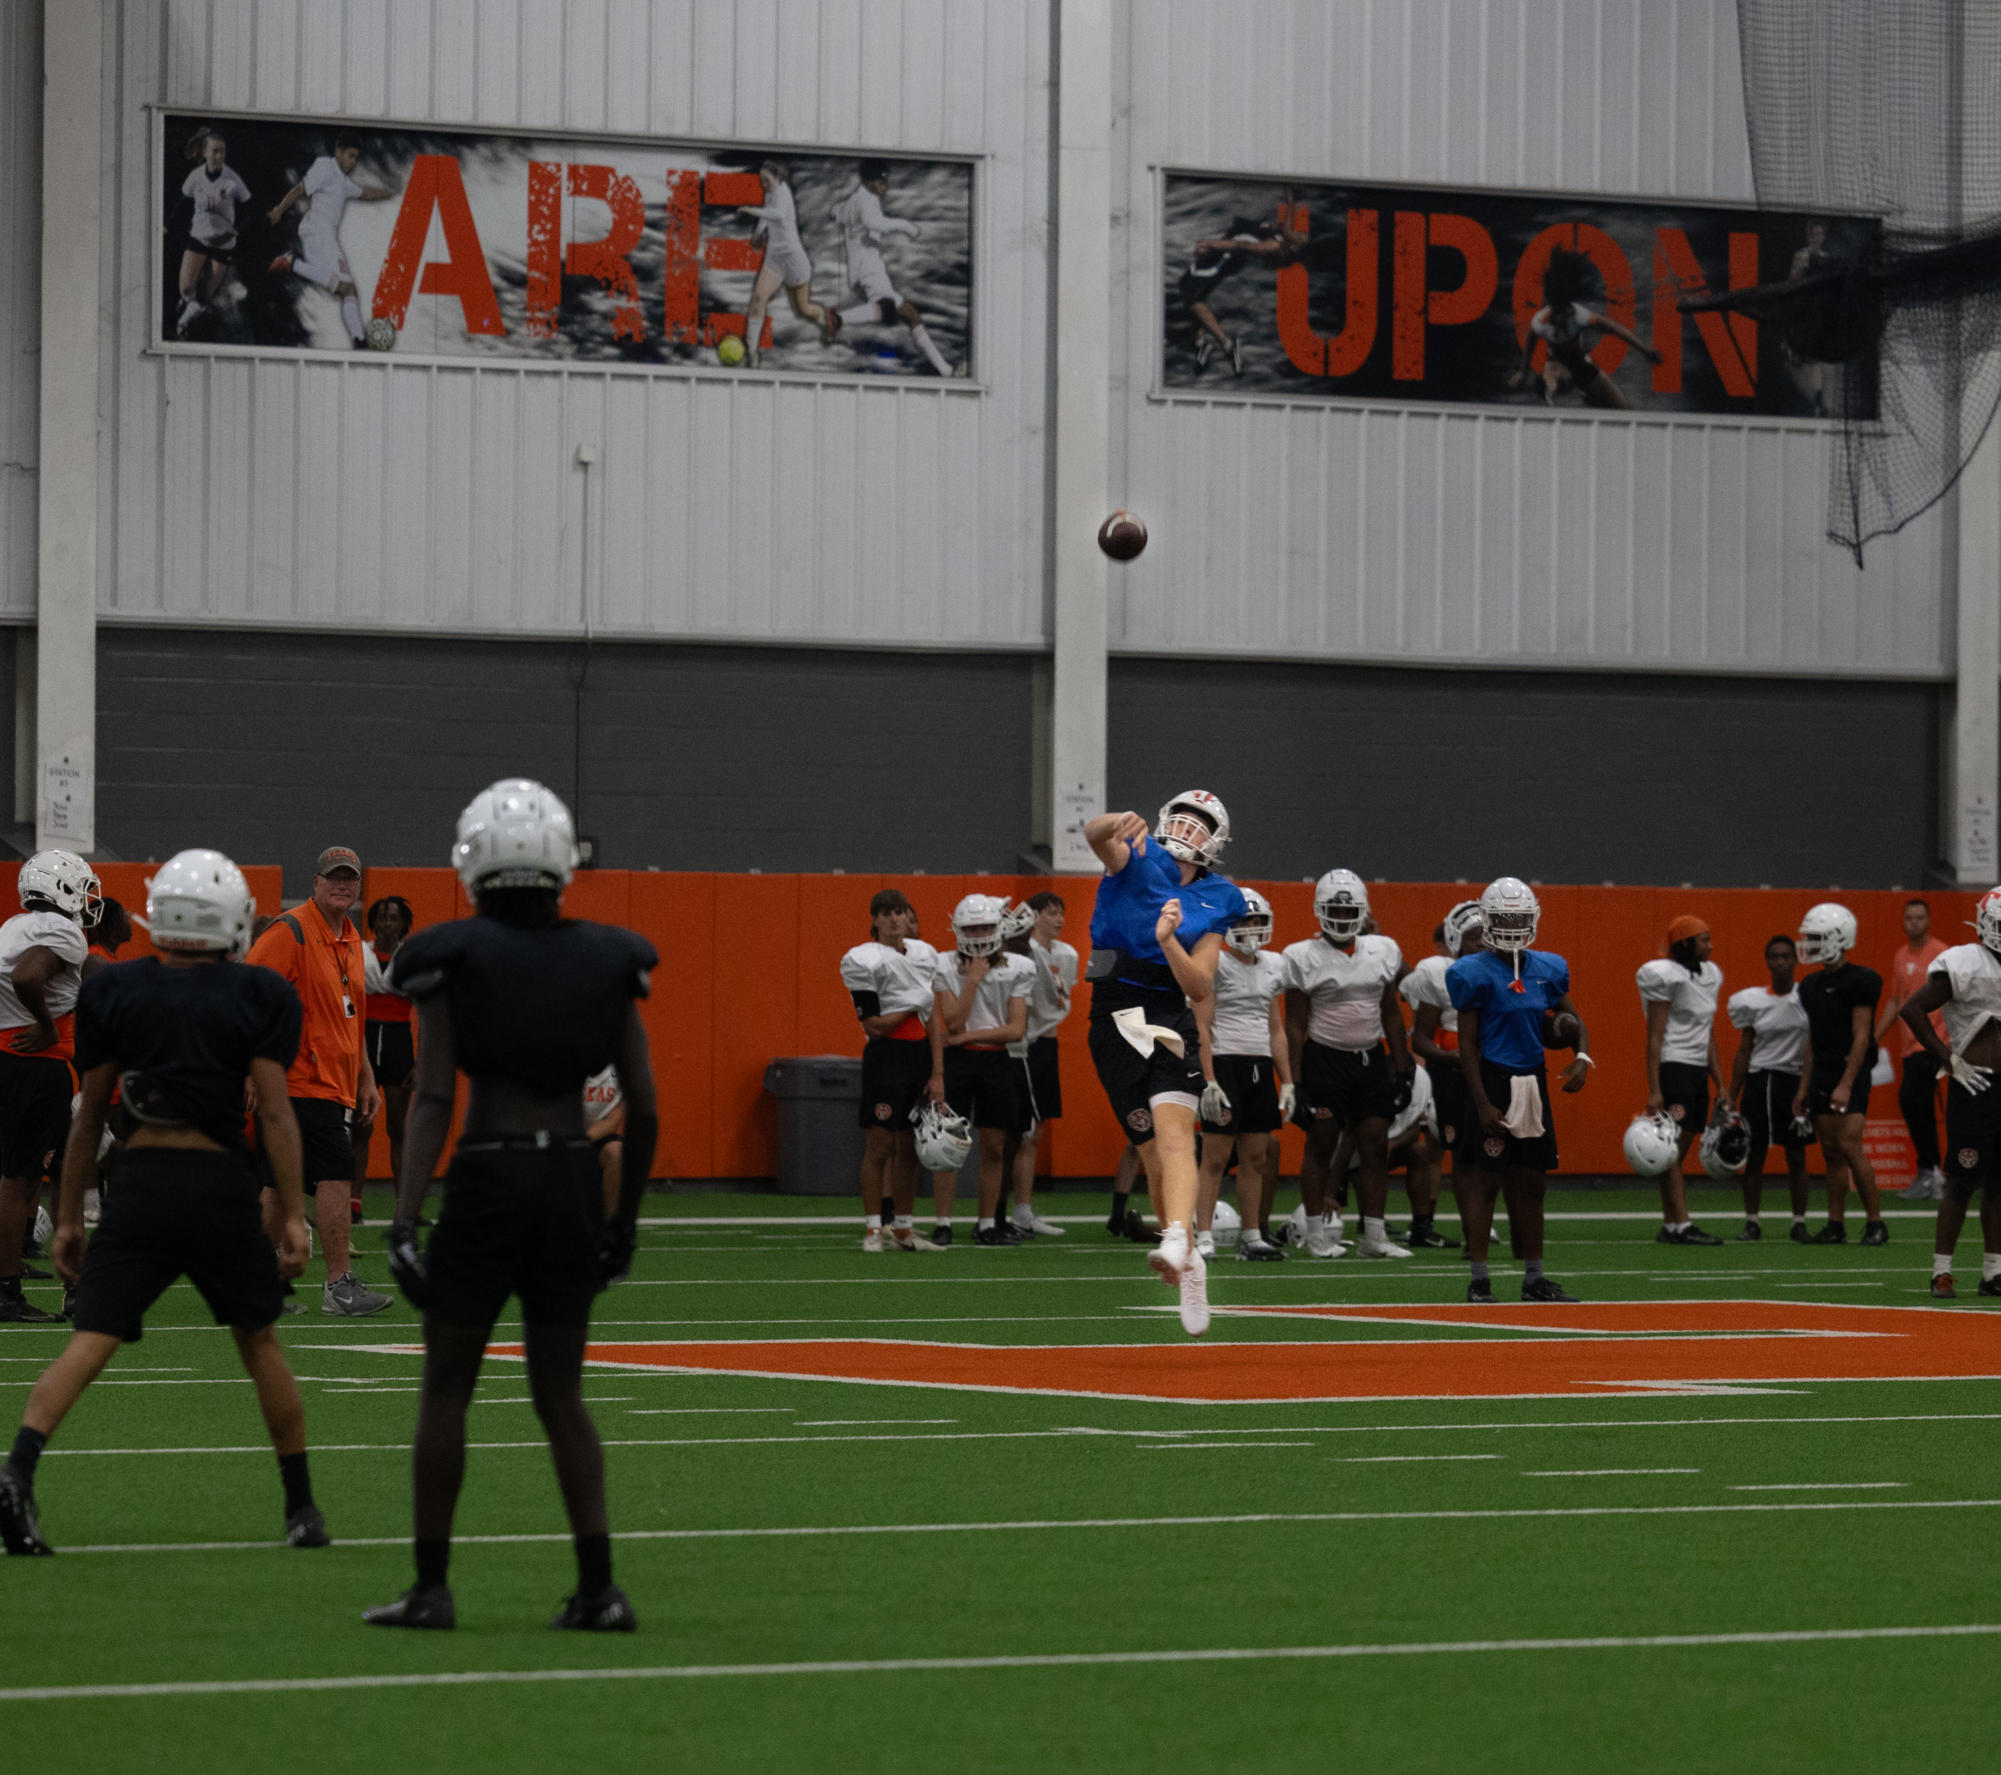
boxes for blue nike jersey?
[1446,947,1570,1072]
[1089,836,1248,967]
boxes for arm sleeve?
[387,926,454,1000]
[850,989,882,1020]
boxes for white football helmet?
[999,900,1038,942]
[143,849,256,955]
[1226,887,1274,958]
[1975,887,2001,955]
[1442,899,1484,958]
[453,778,578,893]
[1314,869,1369,943]
[951,893,1008,958]
[1210,1198,1243,1249]
[1797,901,1858,965]
[1699,1113,1751,1180]
[19,849,102,926]
[1480,877,1540,953]
[1154,790,1230,867]
[911,1100,973,1172]
[1622,1111,1680,1179]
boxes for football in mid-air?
[363,316,397,352]
[1097,510,1147,561]
[716,333,746,367]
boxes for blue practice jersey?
[1090,836,1247,964]
[1446,947,1571,1073]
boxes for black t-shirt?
[390,915,657,1092]
[75,957,302,1151]
[1797,963,1882,1071]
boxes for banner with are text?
[1162,172,1877,418]
[159,112,973,377]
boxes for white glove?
[1200,1080,1231,1125]
[1278,1082,1297,1118]
[1949,1053,1993,1095]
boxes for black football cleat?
[1466,1277,1495,1304]
[0,1466,52,1556]
[1405,1221,1457,1250]
[1657,1224,1725,1246]
[19,1261,51,1281]
[972,1225,1012,1247]
[550,1584,637,1632]
[363,1584,456,1629]
[0,1292,58,1324]
[1733,1221,1763,1242]
[1807,1223,1848,1245]
[929,1224,954,1248]
[1931,1273,1957,1300]
[285,1505,331,1549]
[1860,1220,1890,1247]
[1790,1221,1811,1243]
[1521,1276,1581,1303]
[1979,1274,2001,1298]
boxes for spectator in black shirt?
[1791,902,1888,1245]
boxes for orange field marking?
[487,1302,2001,1404]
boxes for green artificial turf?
[4,1186,1998,1773]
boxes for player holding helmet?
[1196,888,1290,1260]
[1281,869,1414,1260]
[366,779,659,1632]
[0,851,327,1556]
[932,895,1036,1246]
[1637,915,1727,1245]
[1083,791,1248,1335]
[1445,877,1591,1303]
[1790,903,1888,1245]
[1397,900,1485,1250]
[1897,887,2001,1297]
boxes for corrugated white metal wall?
[0,1,42,621]
[97,0,1050,648]
[1109,0,1948,677]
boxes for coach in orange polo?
[247,846,388,1316]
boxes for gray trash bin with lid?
[764,1056,865,1195]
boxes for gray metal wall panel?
[1108,656,1939,891]
[1111,0,1948,678]
[95,626,1035,889]
[0,1,42,620]
[99,0,1049,649]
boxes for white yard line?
[1525,1468,1700,1477]
[1730,1481,1909,1491]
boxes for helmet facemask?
[1976,890,2001,956]
[1225,913,1271,958]
[1154,804,1219,867]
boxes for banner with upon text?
[158,112,974,377]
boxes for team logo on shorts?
[1483,1136,1506,1159]
[1442,1122,1458,1144]
[1126,1107,1154,1133]
[1667,1104,1686,1121]
[873,1102,893,1123]
[1959,1146,1980,1171]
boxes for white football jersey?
[1929,943,2001,1056]
[582,1064,623,1123]
[1726,985,1809,1075]
[840,939,941,1026]
[0,910,88,1030]
[1637,958,1723,1065]
[1281,933,1403,1049]
[299,155,363,243]
[183,164,252,245]
[934,950,1034,1040]
[1211,949,1285,1057]
[1026,938,1078,1042]
[1398,953,1458,1035]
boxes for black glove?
[1391,1071,1414,1114]
[597,1217,637,1289]
[1287,1086,1317,1130]
[385,1219,429,1308]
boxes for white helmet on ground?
[1153,790,1230,867]
[1442,899,1484,958]
[1699,1113,1751,1180]
[1314,869,1369,943]
[1480,877,1540,953]
[1975,887,2001,955]
[20,849,102,926]
[1797,901,1858,965]
[951,893,1008,958]
[1226,887,1274,958]
[1210,1199,1242,1249]
[999,900,1037,942]
[453,778,578,894]
[911,1100,973,1172]
[143,849,255,955]
[1623,1111,1680,1178]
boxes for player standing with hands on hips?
[366,780,658,1632]
[1083,792,1248,1336]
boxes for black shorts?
[1550,339,1603,387]
[1202,1054,1283,1136]
[1658,1061,1711,1132]
[1429,1056,1473,1150]
[1945,1082,2001,1189]
[188,234,237,263]
[859,1036,933,1132]
[291,1097,354,1194]
[1088,1007,1204,1146]
[0,1050,74,1184]
[69,1149,282,1343]
[1027,1036,1063,1122]
[426,1140,605,1330]
[1299,1041,1399,1129]
[1177,271,1217,311]
[1741,1070,1809,1152]
[944,1047,1030,1134]
[1807,1060,1871,1120]
[1452,1061,1559,1174]
[365,1020,415,1090]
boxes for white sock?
[1985,1252,2001,1281]
[909,322,951,375]
[839,301,875,326]
[1363,1216,1387,1244]
[1010,1204,1032,1223]
[865,1214,882,1231]
[341,294,364,341]
[893,1215,913,1230]
[1670,1221,1692,1233]
[1934,1252,1954,1275]
[977,1217,995,1230]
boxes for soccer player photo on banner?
[1161,171,1877,419]
[158,113,973,377]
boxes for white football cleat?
[1356,1233,1413,1259]
[861,1228,885,1253]
[1150,1222,1192,1286]
[1327,1211,1346,1244]
[1011,1209,1067,1237]
[888,1227,943,1252]
[1305,1215,1344,1258]
[1178,1245,1211,1336]
[1195,1229,1217,1260]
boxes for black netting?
[1726,0,2001,561]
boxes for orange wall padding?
[13,861,1968,1182]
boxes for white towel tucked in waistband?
[1502,1074,1545,1139]
[1111,1004,1186,1060]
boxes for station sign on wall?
[158,111,973,378]
[1161,171,1877,419]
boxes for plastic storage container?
[763,1056,866,1195]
